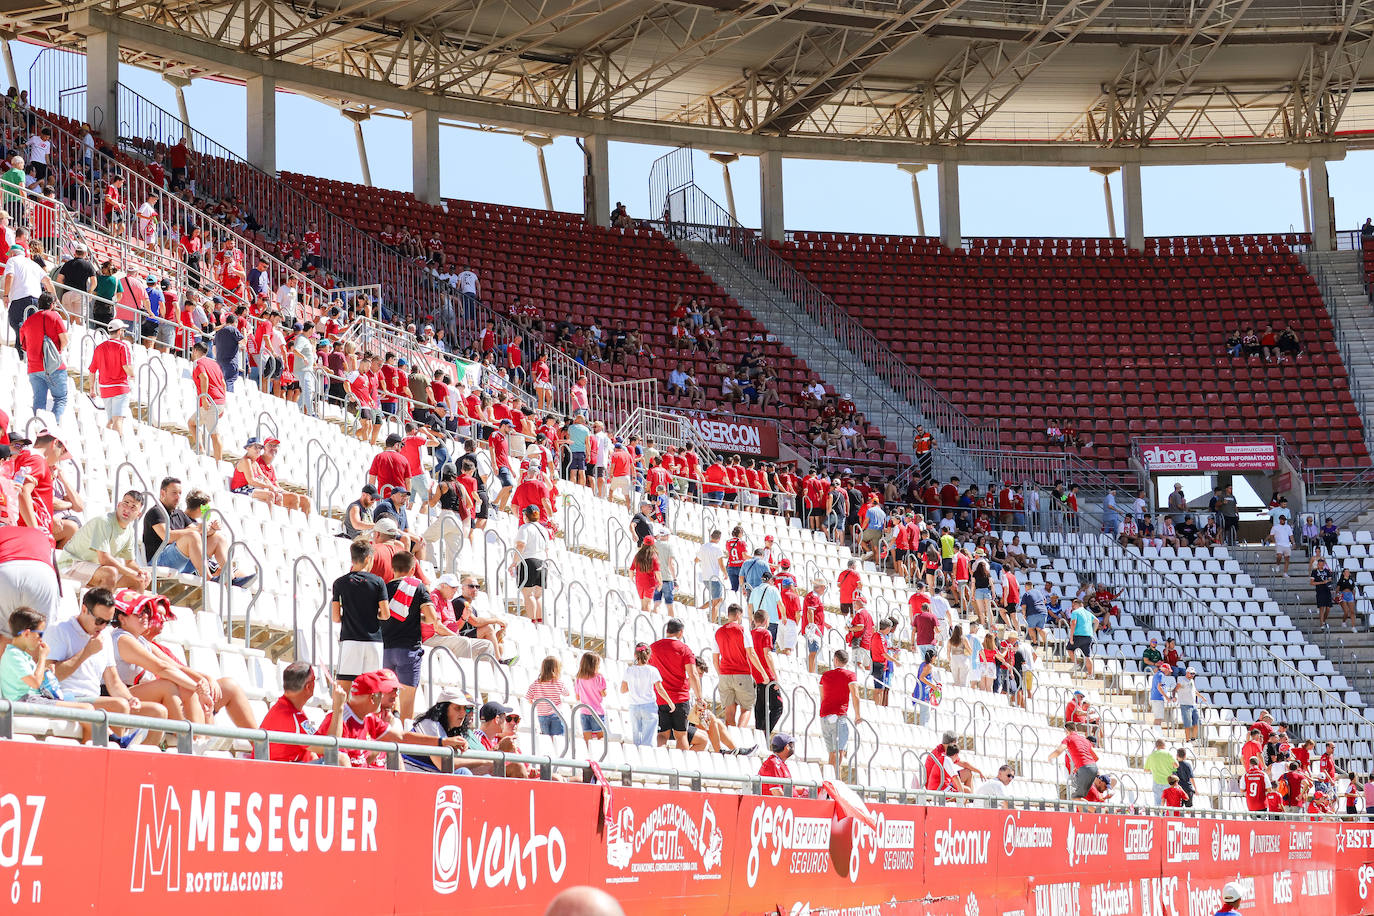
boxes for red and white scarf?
[388,576,422,621]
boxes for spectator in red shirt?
[649,618,700,750]
[368,433,412,498]
[837,559,861,613]
[750,609,783,735]
[1082,773,1115,803]
[88,318,132,433]
[1047,723,1099,799]
[1280,761,1311,812]
[713,604,763,727]
[1161,774,1187,807]
[1244,756,1268,812]
[845,593,875,670]
[1251,710,1275,742]
[258,661,327,763]
[759,732,806,797]
[1239,727,1263,769]
[188,339,226,461]
[802,580,827,673]
[19,291,67,420]
[318,668,403,768]
[819,648,861,778]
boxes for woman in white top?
[110,603,253,728]
[510,505,550,622]
[621,642,671,747]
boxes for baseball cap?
[381,484,402,498]
[770,733,794,753]
[480,700,511,722]
[779,559,791,568]
[437,573,462,589]
[107,318,127,332]
[372,517,400,536]
[435,688,473,707]
[351,669,401,695]
[243,437,262,449]
[764,535,774,542]
[385,433,404,447]
[264,437,281,447]
[1158,664,1172,675]
[1072,689,1084,697]
[361,484,379,496]
[1186,666,1196,675]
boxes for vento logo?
[1066,821,1109,867]
[1165,822,1199,864]
[1003,815,1053,856]
[1123,819,1153,861]
[432,787,462,894]
[932,820,991,867]
[1249,831,1280,855]
[1142,446,1198,468]
[1210,825,1239,863]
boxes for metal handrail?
[425,645,469,707]
[471,647,511,703]
[291,555,328,662]
[527,696,572,759]
[567,702,611,761]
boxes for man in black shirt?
[141,477,242,582]
[332,538,389,685]
[631,501,655,544]
[55,243,96,316]
[1174,747,1195,807]
[382,549,435,723]
[1175,515,1199,546]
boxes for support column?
[1288,162,1313,234]
[523,134,554,210]
[710,152,739,222]
[582,133,609,226]
[897,163,928,236]
[411,109,440,205]
[937,161,960,250]
[245,75,276,174]
[1121,161,1144,252]
[759,150,784,241]
[1,40,17,93]
[1090,166,1119,238]
[86,31,119,138]
[162,74,193,146]
[1309,157,1334,251]
[344,110,372,187]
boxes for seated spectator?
[1321,517,1340,551]
[257,438,311,514]
[58,489,151,591]
[318,669,404,768]
[1224,330,1242,357]
[425,574,513,663]
[759,732,806,796]
[1082,772,1115,803]
[257,660,331,762]
[46,587,167,745]
[143,477,254,586]
[1278,325,1303,361]
[230,438,289,506]
[105,591,243,726]
[403,688,479,774]
[0,606,96,742]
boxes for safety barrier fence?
[0,720,1367,915]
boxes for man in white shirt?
[695,529,728,621]
[668,367,688,396]
[292,324,317,415]
[928,588,952,641]
[276,277,299,320]
[1269,513,1294,577]
[135,193,159,248]
[509,505,549,621]
[974,765,1016,806]
[26,129,51,179]
[4,245,53,352]
[45,587,167,744]
[590,422,613,499]
[457,266,479,318]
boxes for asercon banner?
[1141,441,1279,472]
[1,741,1370,915]
[686,415,780,458]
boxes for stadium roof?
[10,0,1374,158]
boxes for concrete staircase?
[676,239,983,482]
[1300,248,1374,456]
[1231,543,1374,706]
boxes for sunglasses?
[504,714,522,723]
[90,613,113,628]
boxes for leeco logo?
[432,786,463,894]
[131,784,182,892]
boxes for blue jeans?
[28,369,68,420]
[152,542,197,574]
[299,371,316,416]
[537,713,564,736]
[432,445,450,476]
[630,703,658,746]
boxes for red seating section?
[279,175,897,462]
[772,232,1367,468]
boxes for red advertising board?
[686,414,780,458]
[2,740,1371,915]
[1141,441,1279,472]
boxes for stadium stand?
[771,233,1368,468]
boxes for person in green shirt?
[59,490,151,591]
[0,153,24,206]
[1141,637,1163,667]
[91,260,123,329]
[0,606,95,741]
[1144,737,1177,805]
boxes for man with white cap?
[88,319,132,433]
[425,573,514,663]
[1215,882,1245,914]
[1172,665,1206,742]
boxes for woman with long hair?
[574,651,608,739]
[620,642,670,746]
[632,536,662,613]
[947,624,972,687]
[978,633,997,692]
[524,655,569,737]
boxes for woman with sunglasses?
[110,597,254,728]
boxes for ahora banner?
[1141,441,1279,472]
[1,741,1370,915]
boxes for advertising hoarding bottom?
[2,741,1370,915]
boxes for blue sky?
[19,40,1374,237]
